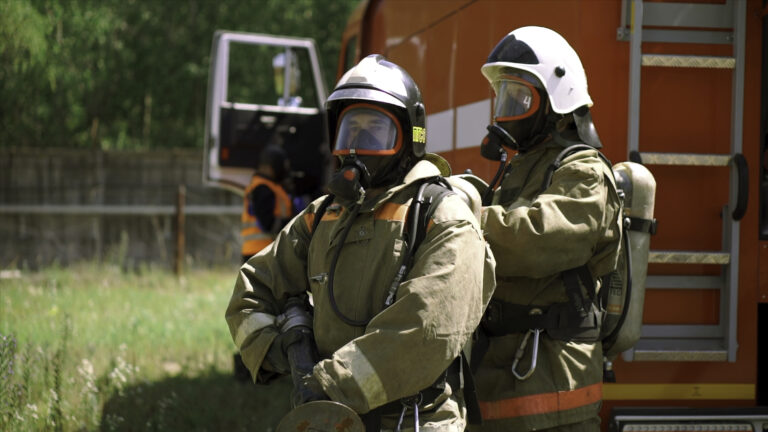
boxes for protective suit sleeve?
[482,151,619,278]
[225,198,320,382]
[312,194,495,413]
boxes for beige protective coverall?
[226,159,495,431]
[473,139,622,431]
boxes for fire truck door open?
[203,31,330,196]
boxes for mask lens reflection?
[492,78,539,122]
[334,106,399,155]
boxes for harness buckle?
[511,308,542,381]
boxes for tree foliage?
[0,0,360,149]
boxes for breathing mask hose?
[482,151,508,206]
[384,182,428,307]
[480,124,511,205]
[326,204,371,327]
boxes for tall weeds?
[76,358,99,429]
[0,333,21,430]
[1,265,269,431]
[49,315,70,431]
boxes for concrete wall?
[0,148,244,270]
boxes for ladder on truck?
[618,0,748,362]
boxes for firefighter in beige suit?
[471,27,622,432]
[226,54,495,431]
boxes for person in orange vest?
[235,145,295,381]
[241,145,293,263]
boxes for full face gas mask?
[327,104,405,202]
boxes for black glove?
[263,329,306,375]
[291,373,328,408]
[263,336,290,375]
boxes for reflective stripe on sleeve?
[335,342,388,408]
[479,382,602,420]
[234,312,276,349]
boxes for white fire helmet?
[481,26,593,115]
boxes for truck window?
[203,32,330,196]
[228,43,318,109]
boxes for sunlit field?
[0,264,292,431]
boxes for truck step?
[642,54,735,69]
[630,338,728,362]
[611,407,768,431]
[645,275,724,290]
[636,152,731,166]
[648,250,730,265]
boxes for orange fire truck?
[335,0,767,429]
[204,0,767,429]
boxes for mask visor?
[333,104,402,156]
[492,76,540,122]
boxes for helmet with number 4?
[482,26,592,115]
[481,26,601,150]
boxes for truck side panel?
[345,0,763,406]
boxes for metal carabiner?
[395,393,422,432]
[511,308,543,381]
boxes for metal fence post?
[175,185,186,275]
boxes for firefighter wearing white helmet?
[226,54,495,431]
[471,27,622,431]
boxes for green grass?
[0,264,292,431]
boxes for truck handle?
[730,153,748,221]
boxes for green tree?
[0,0,361,149]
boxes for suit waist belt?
[481,299,602,342]
[479,382,603,420]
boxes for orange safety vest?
[241,175,292,256]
